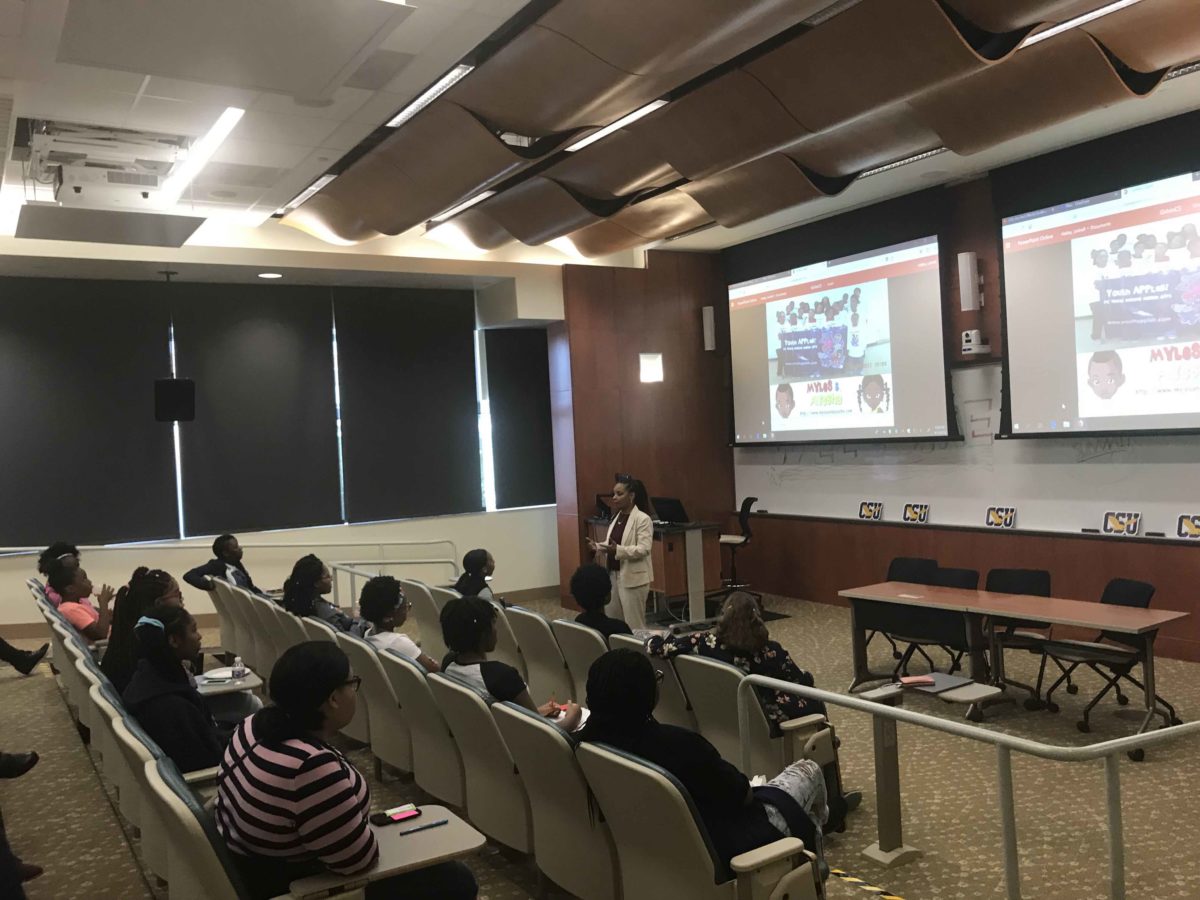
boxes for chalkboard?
[734,364,1200,540]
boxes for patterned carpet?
[3,592,1199,899]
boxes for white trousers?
[608,572,649,631]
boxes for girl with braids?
[578,649,831,876]
[282,554,368,637]
[857,373,890,413]
[215,642,478,899]
[587,474,654,630]
[453,548,496,602]
[36,541,79,606]
[101,567,183,693]
[122,605,226,772]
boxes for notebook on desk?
[900,672,973,694]
[651,496,690,525]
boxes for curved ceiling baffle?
[940,0,1117,32]
[1081,0,1200,72]
[568,192,713,258]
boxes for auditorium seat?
[302,616,370,744]
[401,577,448,664]
[504,606,573,704]
[334,631,413,778]
[550,619,609,701]
[608,632,697,730]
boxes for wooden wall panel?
[942,177,1004,364]
[551,251,735,601]
[738,515,1200,662]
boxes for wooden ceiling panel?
[634,70,808,181]
[477,177,610,246]
[283,192,384,244]
[910,30,1167,157]
[943,0,1112,32]
[538,0,829,75]
[680,154,831,228]
[568,192,712,257]
[1084,0,1200,72]
[549,130,681,200]
[448,25,676,136]
[746,0,1023,132]
[786,106,943,176]
[453,207,515,251]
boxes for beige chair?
[302,617,370,744]
[551,619,609,702]
[271,600,311,653]
[427,672,532,853]
[400,578,448,665]
[76,659,119,783]
[494,703,619,900]
[335,632,412,778]
[379,650,465,808]
[141,758,363,900]
[505,606,573,704]
[488,600,527,679]
[608,633,697,731]
[214,579,256,668]
[578,743,822,900]
[673,655,838,785]
[55,623,94,726]
[204,585,238,662]
[242,590,281,676]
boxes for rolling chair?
[891,567,980,677]
[871,557,939,662]
[1039,578,1180,758]
[718,497,761,602]
[985,567,1058,706]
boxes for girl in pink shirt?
[47,564,113,642]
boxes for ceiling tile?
[231,110,341,147]
[211,138,318,169]
[251,85,373,122]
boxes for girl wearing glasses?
[216,642,477,899]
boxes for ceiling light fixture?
[859,147,949,178]
[1019,0,1145,48]
[564,100,669,153]
[386,64,475,128]
[277,174,337,215]
[258,272,283,279]
[424,222,486,254]
[160,107,245,205]
[430,190,495,223]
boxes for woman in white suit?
[588,475,653,630]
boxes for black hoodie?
[122,659,225,772]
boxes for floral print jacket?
[646,631,824,736]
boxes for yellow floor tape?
[830,867,905,900]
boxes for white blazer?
[604,506,654,589]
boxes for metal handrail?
[737,674,1200,900]
[0,538,458,554]
[329,558,459,608]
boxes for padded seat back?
[608,633,696,731]
[214,580,255,666]
[271,600,310,651]
[427,672,532,853]
[887,557,938,585]
[378,650,464,807]
[301,617,369,744]
[1100,578,1156,648]
[241,591,280,675]
[335,632,411,772]
[506,607,573,704]
[494,703,619,900]
[551,619,609,702]
[986,568,1052,631]
[400,578,448,664]
[488,601,528,678]
[205,585,238,658]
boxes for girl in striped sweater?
[215,641,477,899]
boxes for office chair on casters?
[873,557,939,662]
[719,497,761,603]
[891,566,980,678]
[1039,578,1180,760]
[984,567,1061,708]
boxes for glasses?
[344,676,363,693]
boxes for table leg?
[848,600,893,692]
[1136,634,1168,734]
[965,613,989,683]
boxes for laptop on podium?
[650,497,690,525]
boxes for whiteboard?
[734,364,1200,539]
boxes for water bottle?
[232,656,247,679]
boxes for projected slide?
[729,236,951,444]
[1003,170,1200,435]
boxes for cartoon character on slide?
[858,374,890,413]
[1087,350,1125,400]
[775,383,795,420]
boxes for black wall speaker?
[155,378,195,422]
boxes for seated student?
[215,642,477,900]
[358,576,441,672]
[183,534,269,596]
[453,549,496,601]
[36,541,80,606]
[578,649,830,872]
[571,563,632,641]
[647,593,825,733]
[46,562,114,642]
[122,605,227,772]
[101,568,184,693]
[441,596,582,730]
[282,555,368,637]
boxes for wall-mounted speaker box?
[155,378,195,422]
[958,250,982,311]
[702,305,716,351]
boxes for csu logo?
[858,501,884,521]
[1102,511,1141,536]
[1177,515,1200,539]
[902,503,930,524]
[986,506,1017,529]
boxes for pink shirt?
[58,598,100,634]
[45,586,64,607]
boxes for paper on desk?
[898,593,923,599]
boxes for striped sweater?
[215,715,378,875]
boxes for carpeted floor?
[4,592,1199,899]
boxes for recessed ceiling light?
[386,64,474,129]
[564,100,669,153]
[1019,0,1145,48]
[258,272,283,279]
[277,174,336,216]
[430,190,495,223]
